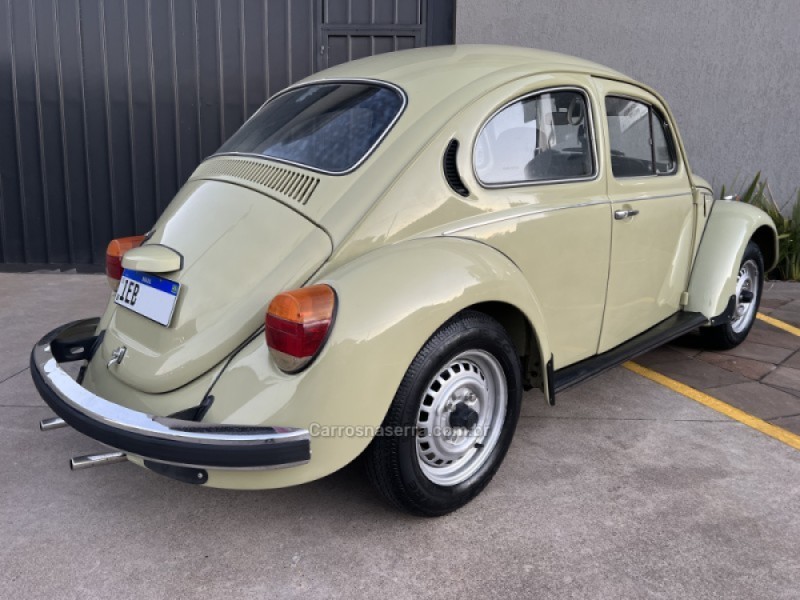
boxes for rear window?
[217,82,405,174]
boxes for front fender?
[686,200,777,319]
[200,236,550,489]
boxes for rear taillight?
[266,284,337,373]
[105,235,145,289]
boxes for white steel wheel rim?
[415,349,507,487]
[731,259,759,334]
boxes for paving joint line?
[625,361,800,451]
[0,366,29,386]
[768,411,800,422]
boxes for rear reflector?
[106,236,145,289]
[266,285,336,373]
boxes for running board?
[553,311,708,394]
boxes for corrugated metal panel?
[0,0,454,270]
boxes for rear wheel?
[365,311,522,516]
[699,241,764,350]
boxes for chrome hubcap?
[415,350,507,487]
[731,259,759,334]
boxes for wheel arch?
[751,224,778,272]
[686,200,777,319]
[315,237,554,399]
[466,300,544,390]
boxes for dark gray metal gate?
[0,0,454,270]
[321,0,431,68]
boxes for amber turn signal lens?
[266,284,337,373]
[105,235,145,289]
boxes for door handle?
[614,209,640,220]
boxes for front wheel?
[699,241,764,350]
[365,311,522,516]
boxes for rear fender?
[201,236,551,488]
[686,200,777,319]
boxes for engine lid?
[100,179,332,394]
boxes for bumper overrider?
[31,318,311,477]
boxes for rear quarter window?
[474,89,596,186]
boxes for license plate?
[115,269,180,327]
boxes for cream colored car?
[32,45,777,515]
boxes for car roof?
[301,44,634,99]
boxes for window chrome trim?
[604,93,680,179]
[212,78,408,177]
[472,86,600,190]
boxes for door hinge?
[692,192,707,216]
[680,291,690,306]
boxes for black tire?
[699,241,764,350]
[365,310,522,516]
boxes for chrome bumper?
[31,318,310,471]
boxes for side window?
[605,96,677,178]
[651,112,676,174]
[474,90,595,185]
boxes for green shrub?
[722,173,800,281]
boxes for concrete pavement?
[2,273,800,599]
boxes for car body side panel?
[321,72,578,274]
[191,237,551,489]
[330,73,613,369]
[591,78,697,353]
[686,200,778,319]
[449,201,611,369]
[599,191,696,352]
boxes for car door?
[454,79,612,369]
[594,78,696,353]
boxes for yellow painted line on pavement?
[624,361,800,451]
[756,312,800,337]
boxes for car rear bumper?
[30,318,311,471]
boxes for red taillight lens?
[105,235,145,289]
[266,284,336,373]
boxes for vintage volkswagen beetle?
[32,45,777,515]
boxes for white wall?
[456,0,800,204]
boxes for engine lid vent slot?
[191,158,320,205]
[443,139,469,197]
